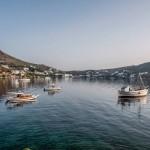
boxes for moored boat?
[118,74,149,98]
[44,83,61,91]
[7,92,39,103]
[118,87,148,98]
[19,78,30,82]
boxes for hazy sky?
[0,0,150,70]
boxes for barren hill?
[0,50,30,66]
[0,50,54,72]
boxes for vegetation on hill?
[0,50,30,66]
[0,50,57,72]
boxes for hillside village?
[69,69,149,81]
[67,63,150,81]
[0,63,57,79]
[1,49,150,81]
[0,50,68,79]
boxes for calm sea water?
[0,79,150,150]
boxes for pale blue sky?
[0,0,150,70]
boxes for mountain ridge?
[1,49,150,74]
[66,63,150,75]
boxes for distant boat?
[7,92,39,103]
[19,78,30,82]
[44,83,61,91]
[118,74,149,98]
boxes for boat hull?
[7,95,39,103]
[19,79,30,82]
[44,87,61,91]
[118,89,148,98]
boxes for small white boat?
[118,74,148,98]
[19,78,31,82]
[44,83,61,91]
[44,86,61,91]
[7,92,39,103]
[118,86,148,98]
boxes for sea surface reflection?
[118,96,148,118]
[0,78,150,150]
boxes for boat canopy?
[121,86,133,92]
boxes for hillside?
[0,50,55,72]
[67,63,150,75]
[0,50,31,66]
[1,49,150,74]
[106,63,150,73]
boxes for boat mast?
[139,73,145,89]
